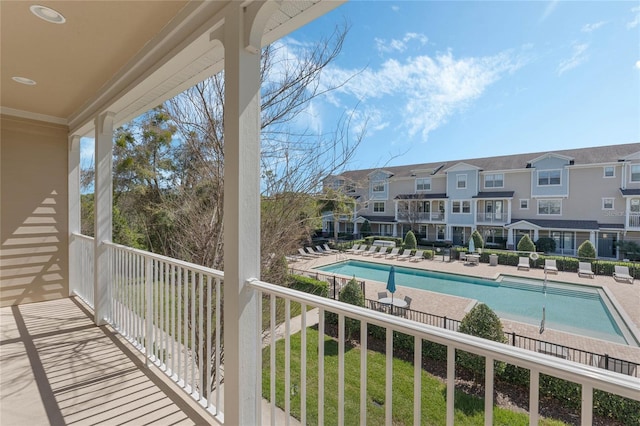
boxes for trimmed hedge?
[288,274,329,297]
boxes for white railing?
[476,212,507,224]
[628,213,640,228]
[396,211,445,222]
[104,241,224,421]
[71,233,95,308]
[250,278,640,426]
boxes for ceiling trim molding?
[0,107,67,126]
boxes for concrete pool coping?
[293,252,640,366]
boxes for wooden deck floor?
[0,297,213,426]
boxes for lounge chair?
[578,262,594,278]
[315,245,331,255]
[345,244,362,254]
[385,247,400,259]
[397,250,413,261]
[323,243,339,253]
[410,250,424,262]
[373,247,388,258]
[306,247,324,256]
[361,246,378,256]
[517,256,530,271]
[613,265,634,284]
[544,259,558,274]
[297,248,316,258]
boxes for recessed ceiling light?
[30,5,66,24]
[12,76,37,86]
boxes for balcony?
[476,212,508,225]
[397,211,445,223]
[628,212,640,229]
[4,235,638,425]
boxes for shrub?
[288,274,329,297]
[535,237,556,254]
[326,278,364,340]
[470,230,484,250]
[404,230,417,249]
[516,234,535,252]
[360,220,372,237]
[577,240,596,259]
[457,303,507,379]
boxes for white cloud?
[321,48,525,140]
[635,60,640,70]
[391,5,399,13]
[581,21,607,32]
[557,43,589,75]
[375,32,428,54]
[628,6,640,29]
[540,0,559,22]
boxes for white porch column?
[507,199,512,223]
[533,229,539,241]
[353,220,359,236]
[589,231,596,246]
[68,135,81,297]
[507,228,514,247]
[222,3,278,424]
[626,197,630,229]
[394,200,398,221]
[94,112,114,325]
[393,223,398,237]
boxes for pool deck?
[294,252,640,366]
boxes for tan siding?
[1,115,69,306]
[566,167,624,224]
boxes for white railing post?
[68,135,81,297]
[145,257,153,367]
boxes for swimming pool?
[315,260,636,346]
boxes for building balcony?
[4,234,638,425]
[628,212,640,229]
[476,212,509,225]
[396,211,445,223]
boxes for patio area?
[0,297,212,426]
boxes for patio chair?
[323,243,339,253]
[345,244,361,254]
[360,246,377,256]
[397,249,413,261]
[578,262,594,278]
[385,247,400,259]
[378,291,387,300]
[403,295,412,309]
[306,247,323,256]
[373,247,388,258]
[544,259,558,274]
[410,250,424,262]
[517,256,530,271]
[613,265,634,284]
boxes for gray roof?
[331,143,640,182]
[395,193,448,200]
[358,215,396,223]
[620,188,640,196]
[509,218,600,230]
[472,191,515,199]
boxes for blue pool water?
[315,260,632,345]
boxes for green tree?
[517,234,536,252]
[458,303,507,379]
[360,220,372,238]
[471,230,484,250]
[535,237,556,254]
[404,230,417,250]
[577,240,596,259]
[320,188,355,241]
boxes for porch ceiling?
[0,0,342,134]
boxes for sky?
[280,0,640,170]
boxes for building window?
[345,183,356,193]
[456,174,467,189]
[452,200,470,213]
[436,225,445,240]
[631,165,640,182]
[520,199,529,210]
[373,202,385,212]
[484,173,504,188]
[416,178,431,191]
[603,166,615,178]
[537,169,561,186]
[538,199,561,215]
[602,198,614,210]
[372,180,385,192]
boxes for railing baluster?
[145,256,153,366]
[446,345,454,426]
[318,307,325,426]
[215,276,222,412]
[338,313,345,426]
[300,302,307,426]
[485,356,494,425]
[285,299,291,426]
[270,294,276,426]
[183,268,188,385]
[177,266,182,385]
[360,321,368,426]
[529,369,539,425]
[171,264,176,377]
[190,270,196,394]
[413,337,421,426]
[198,273,204,400]
[206,275,212,408]
[582,384,593,425]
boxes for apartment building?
[323,143,640,258]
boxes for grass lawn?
[262,327,567,426]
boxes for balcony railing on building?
[70,233,640,425]
[397,211,445,222]
[628,212,640,228]
[476,212,508,224]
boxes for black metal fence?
[289,267,638,377]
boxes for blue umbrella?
[386,266,397,303]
